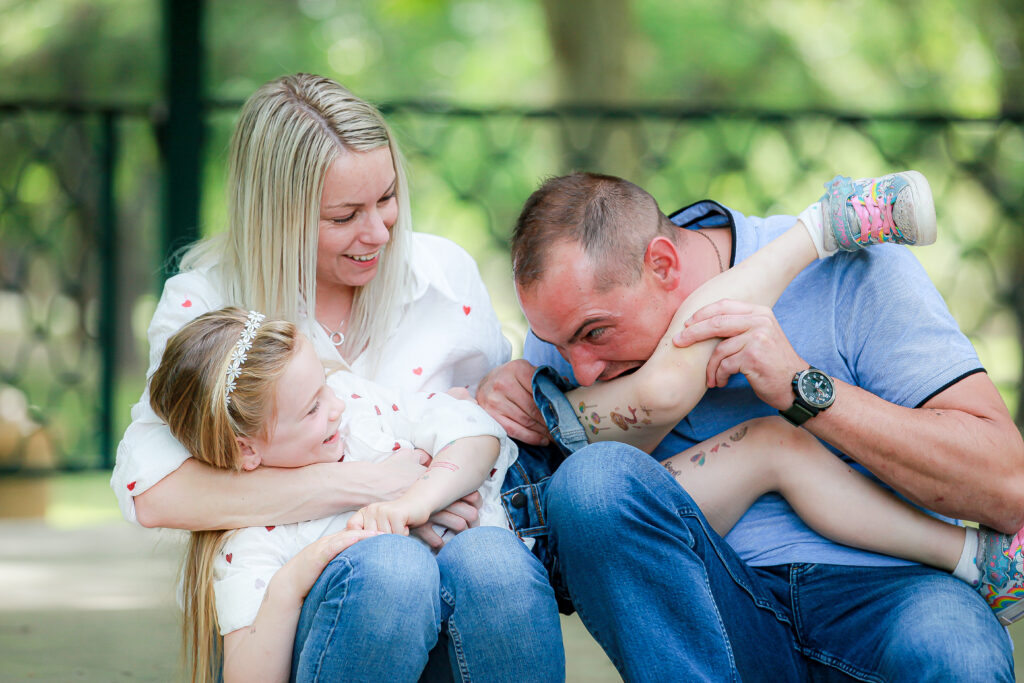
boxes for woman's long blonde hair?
[149,308,299,683]
[180,73,413,372]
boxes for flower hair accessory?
[224,311,266,407]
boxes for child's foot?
[975,525,1024,625]
[821,171,937,253]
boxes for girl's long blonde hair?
[149,308,299,683]
[180,73,413,373]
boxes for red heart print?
[374,405,381,415]
[392,404,399,412]
[413,367,423,375]
[225,553,233,564]
[490,468,497,477]
[182,298,192,308]
[351,393,361,399]
[265,526,275,532]
[127,481,136,491]
[427,393,436,399]
[463,305,471,315]
[393,442,401,451]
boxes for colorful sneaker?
[820,171,936,252]
[974,525,1024,625]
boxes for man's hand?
[476,360,551,445]
[673,299,805,409]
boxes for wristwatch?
[779,367,835,426]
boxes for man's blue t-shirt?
[524,200,984,568]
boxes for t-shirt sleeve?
[109,270,221,524]
[833,246,982,407]
[212,527,293,636]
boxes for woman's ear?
[237,437,262,471]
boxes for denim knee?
[437,526,548,596]
[335,534,440,625]
[547,442,697,529]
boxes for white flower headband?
[224,311,266,407]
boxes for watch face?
[797,370,834,408]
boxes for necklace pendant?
[328,331,345,347]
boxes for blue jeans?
[290,528,564,682]
[539,442,1013,682]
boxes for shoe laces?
[848,181,898,243]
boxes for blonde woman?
[111,75,561,680]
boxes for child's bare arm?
[564,223,816,452]
[348,436,499,534]
[221,530,377,683]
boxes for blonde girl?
[149,308,563,683]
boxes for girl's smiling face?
[239,335,346,470]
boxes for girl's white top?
[212,370,516,635]
[110,233,511,523]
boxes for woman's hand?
[409,491,483,549]
[363,448,432,502]
[347,498,431,535]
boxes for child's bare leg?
[660,417,964,572]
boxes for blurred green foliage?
[0,0,1022,468]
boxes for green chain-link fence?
[2,101,1022,473]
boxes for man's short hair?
[511,172,678,291]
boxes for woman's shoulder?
[409,232,484,297]
[411,232,477,268]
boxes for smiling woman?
[108,74,562,683]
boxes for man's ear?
[645,236,682,290]
[237,437,262,471]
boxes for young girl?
[148,309,561,683]
[534,170,1024,626]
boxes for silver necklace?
[692,229,725,273]
[318,319,346,347]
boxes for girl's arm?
[565,222,817,452]
[349,435,499,534]
[221,529,377,683]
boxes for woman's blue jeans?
[290,526,564,682]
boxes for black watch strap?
[779,400,817,426]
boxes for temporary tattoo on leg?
[689,450,707,466]
[663,459,683,479]
[728,425,749,442]
[429,461,459,472]
[609,405,652,430]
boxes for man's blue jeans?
[290,527,564,682]
[505,367,1014,681]
[541,442,1013,682]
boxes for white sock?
[952,526,981,586]
[797,201,832,259]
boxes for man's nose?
[567,347,604,387]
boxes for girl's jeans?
[290,526,564,682]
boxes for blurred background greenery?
[2,1,1024,680]
[0,0,1022,476]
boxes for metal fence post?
[161,0,205,269]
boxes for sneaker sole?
[898,170,936,246]
[996,597,1024,626]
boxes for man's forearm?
[807,374,1024,532]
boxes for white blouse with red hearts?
[111,232,511,523]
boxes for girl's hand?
[269,529,379,606]
[347,498,430,535]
